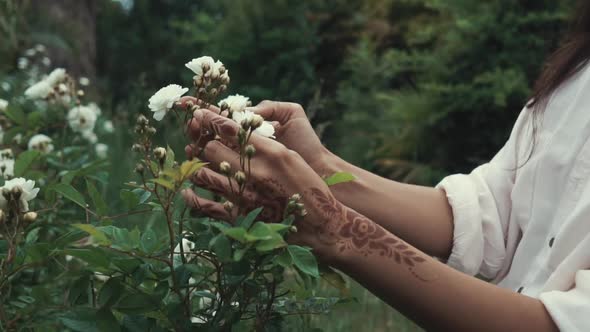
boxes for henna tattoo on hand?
[309,188,438,282]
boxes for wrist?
[309,147,351,178]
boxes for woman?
[182,3,590,331]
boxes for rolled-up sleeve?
[540,270,590,332]
[436,109,530,278]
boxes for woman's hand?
[181,108,344,261]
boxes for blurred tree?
[326,0,575,184]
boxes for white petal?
[254,122,276,138]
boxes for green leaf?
[5,106,26,125]
[223,227,247,243]
[98,277,125,308]
[255,234,287,252]
[180,160,206,180]
[60,308,100,332]
[275,250,292,268]
[165,146,175,169]
[140,229,158,253]
[324,172,356,186]
[209,234,231,261]
[120,190,140,209]
[288,245,319,277]
[114,293,159,314]
[54,183,87,208]
[96,308,122,332]
[14,150,41,177]
[86,179,108,216]
[63,248,111,269]
[72,224,111,245]
[245,222,273,241]
[238,207,262,229]
[149,178,175,190]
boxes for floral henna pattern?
[310,188,435,281]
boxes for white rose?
[28,134,54,154]
[0,177,40,212]
[45,68,67,86]
[68,105,98,134]
[218,94,250,114]
[148,84,188,121]
[231,110,275,138]
[185,56,216,79]
[24,80,52,99]
[0,99,8,111]
[79,77,90,86]
[95,143,108,159]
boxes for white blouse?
[438,63,590,331]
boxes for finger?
[191,168,239,198]
[247,100,303,124]
[195,108,241,144]
[202,140,241,171]
[182,189,232,222]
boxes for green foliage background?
[0,0,578,330]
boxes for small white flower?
[35,44,46,52]
[103,120,114,133]
[17,57,29,70]
[45,68,67,86]
[13,134,22,144]
[41,57,51,67]
[0,99,8,111]
[79,77,90,86]
[231,110,275,138]
[82,131,98,144]
[25,48,36,57]
[95,143,108,158]
[28,134,54,154]
[67,105,98,135]
[148,84,188,121]
[24,80,52,99]
[88,102,102,116]
[218,94,250,114]
[0,177,40,212]
[58,83,68,93]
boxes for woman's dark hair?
[520,2,590,164]
[529,2,590,109]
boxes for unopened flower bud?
[220,102,229,112]
[238,128,247,145]
[23,212,38,223]
[241,118,251,131]
[234,171,246,185]
[299,209,308,217]
[223,201,234,213]
[132,144,143,152]
[198,87,207,94]
[135,164,145,174]
[291,193,302,201]
[202,63,211,73]
[219,66,226,74]
[195,77,203,86]
[250,115,264,130]
[11,186,22,200]
[219,161,231,175]
[77,90,85,97]
[153,147,167,160]
[210,88,218,96]
[218,85,227,93]
[222,76,230,85]
[290,226,298,233]
[245,145,256,158]
[136,114,149,126]
[147,126,157,135]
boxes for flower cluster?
[0,178,40,213]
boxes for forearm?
[316,149,454,258]
[319,205,558,332]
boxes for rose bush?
[0,50,349,331]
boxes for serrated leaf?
[324,172,356,186]
[54,183,87,208]
[238,207,263,229]
[288,245,319,277]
